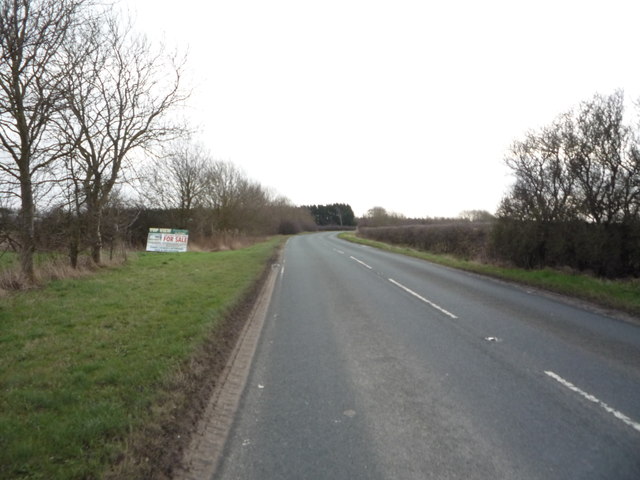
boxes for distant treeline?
[1,190,318,261]
[303,204,356,227]
[358,91,640,278]
[1,139,321,265]
[358,207,495,228]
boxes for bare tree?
[623,120,640,221]
[567,90,639,224]
[0,0,85,280]
[360,206,406,227]
[500,91,640,226]
[201,161,248,232]
[58,12,187,263]
[140,140,210,228]
[196,160,275,234]
[268,196,317,234]
[235,178,271,233]
[499,123,576,223]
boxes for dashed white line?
[545,370,640,434]
[350,256,373,270]
[333,248,345,254]
[388,278,458,319]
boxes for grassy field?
[339,232,640,317]
[0,237,283,479]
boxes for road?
[213,232,640,479]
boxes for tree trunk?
[90,217,102,264]
[69,239,79,269]
[87,202,102,264]
[67,209,82,268]
[18,171,35,282]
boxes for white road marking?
[333,248,345,255]
[388,278,458,319]
[350,256,373,270]
[545,370,640,434]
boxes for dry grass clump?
[0,250,132,294]
[188,232,266,252]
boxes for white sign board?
[146,228,189,253]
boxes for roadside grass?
[0,237,283,480]
[339,232,640,316]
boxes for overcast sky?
[127,0,640,218]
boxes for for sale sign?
[146,228,189,253]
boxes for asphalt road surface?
[214,232,640,479]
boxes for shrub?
[358,222,493,260]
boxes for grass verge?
[0,236,284,480]
[339,232,640,317]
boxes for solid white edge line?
[388,278,458,319]
[545,370,640,434]
[349,256,372,269]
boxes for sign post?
[145,228,189,253]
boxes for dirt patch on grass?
[103,244,283,480]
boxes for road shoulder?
[173,247,284,480]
